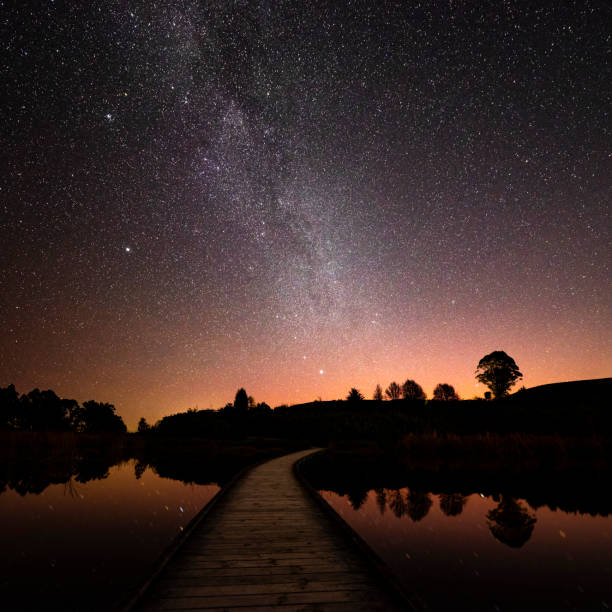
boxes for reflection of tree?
[487,496,536,548]
[347,487,368,510]
[385,489,432,521]
[439,493,468,516]
[375,488,387,515]
[388,489,408,517]
[134,460,147,480]
[74,458,111,483]
[406,490,432,522]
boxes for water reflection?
[0,438,284,611]
[0,460,219,612]
[439,492,468,516]
[302,451,612,610]
[487,496,537,548]
[367,489,536,547]
[0,439,271,498]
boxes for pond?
[0,460,219,611]
[302,452,612,611]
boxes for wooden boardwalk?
[135,449,406,611]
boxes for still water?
[0,460,218,611]
[319,488,612,610]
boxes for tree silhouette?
[433,383,459,401]
[137,417,150,433]
[234,388,249,412]
[373,384,383,401]
[346,388,364,402]
[476,351,523,398]
[385,382,401,400]
[19,388,78,431]
[250,401,272,414]
[79,400,127,433]
[0,384,20,429]
[486,496,536,548]
[402,379,426,400]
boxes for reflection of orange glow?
[0,462,219,611]
[320,489,612,609]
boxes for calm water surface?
[0,460,218,611]
[319,488,612,611]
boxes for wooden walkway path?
[134,449,406,611]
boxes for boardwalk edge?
[118,452,287,612]
[293,450,421,612]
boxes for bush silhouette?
[433,383,459,401]
[347,388,364,402]
[402,379,426,400]
[385,382,401,400]
[373,384,383,401]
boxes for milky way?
[2,1,610,427]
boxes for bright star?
[125,247,131,253]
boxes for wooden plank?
[157,570,376,586]
[134,449,405,611]
[178,549,352,559]
[142,589,390,610]
[154,579,377,598]
[168,558,365,571]
[173,604,391,612]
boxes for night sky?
[2,1,610,428]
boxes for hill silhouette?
[511,378,611,402]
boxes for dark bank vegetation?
[148,382,611,444]
[301,439,612,519]
[2,375,610,501]
[3,379,610,445]
[0,385,126,433]
[300,445,612,549]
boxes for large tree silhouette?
[475,351,523,398]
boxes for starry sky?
[2,1,610,429]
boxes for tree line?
[0,385,127,433]
[0,350,523,435]
[350,350,522,403]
